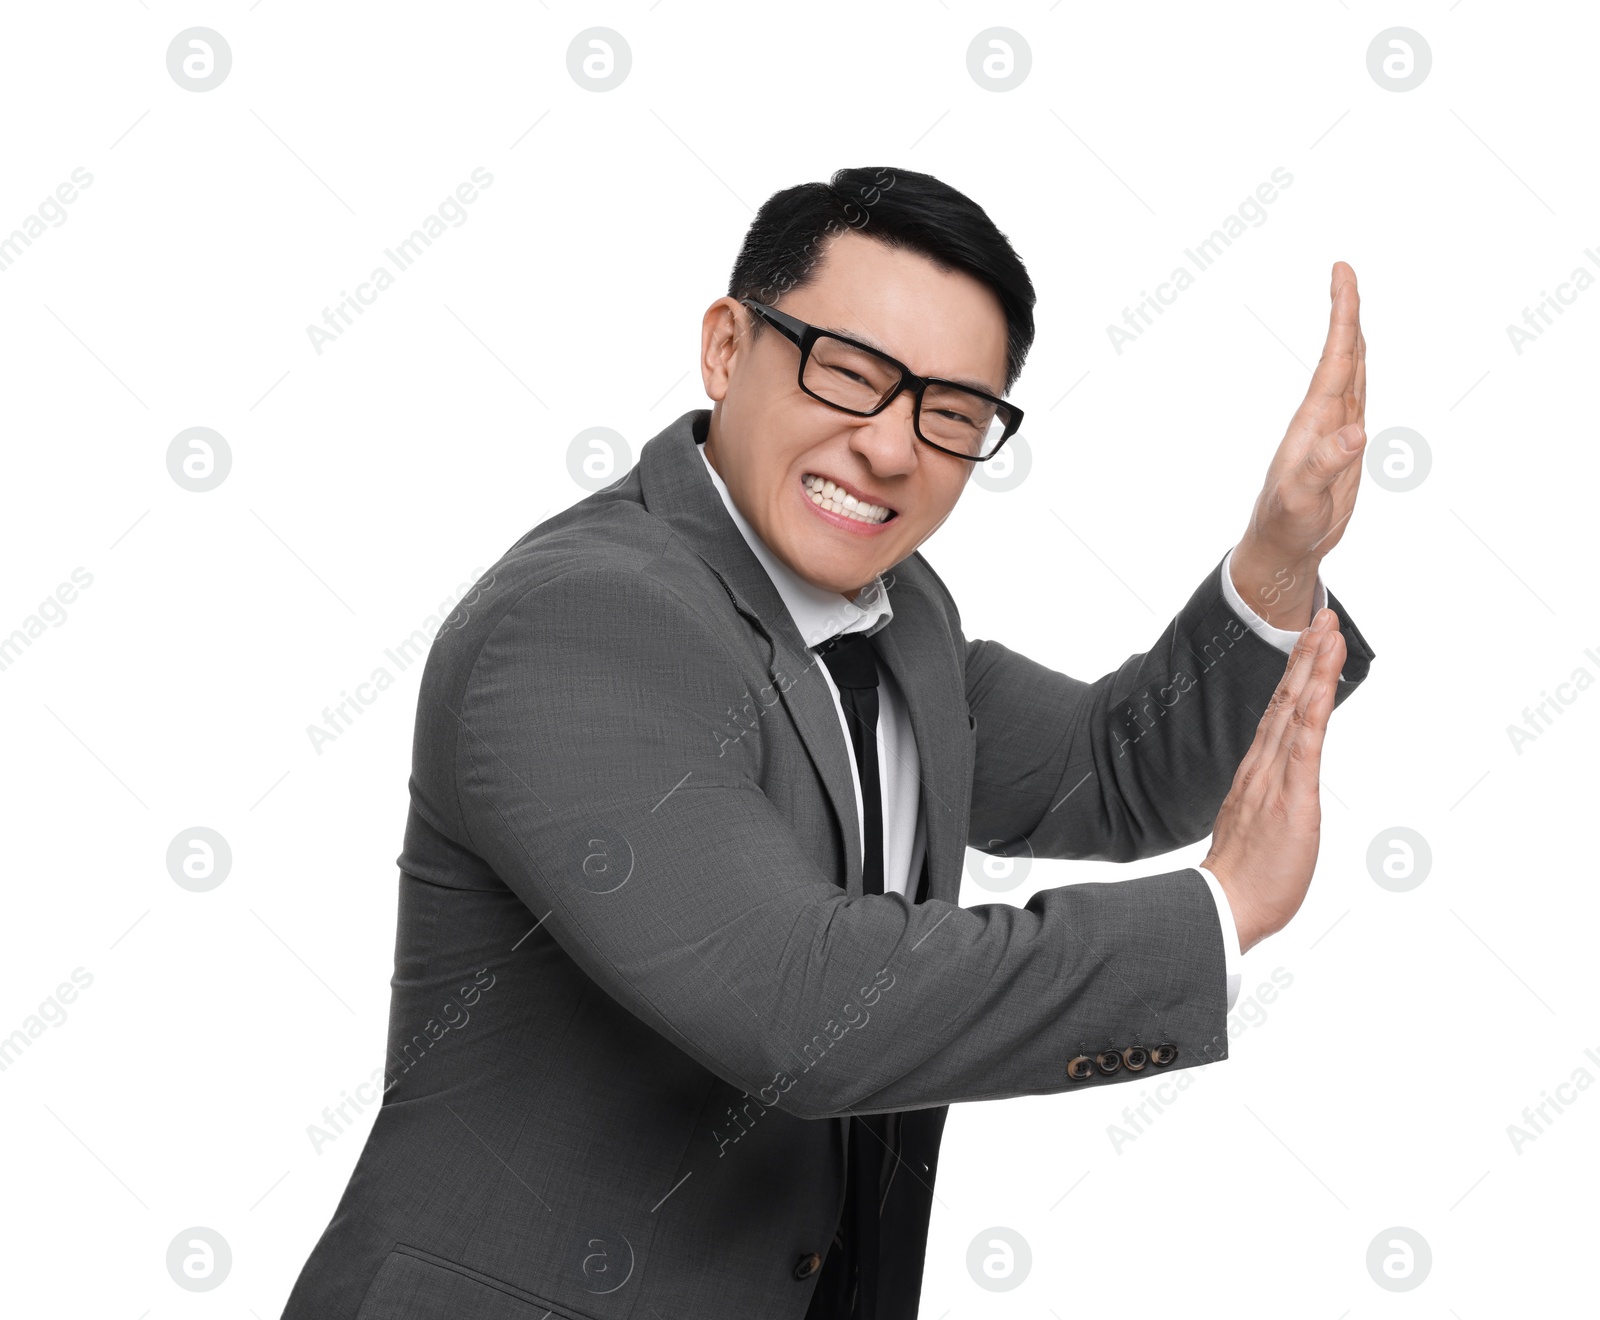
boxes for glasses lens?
[920,383,1010,458]
[803,335,902,412]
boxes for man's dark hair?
[727,166,1036,395]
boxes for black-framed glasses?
[739,298,1023,462]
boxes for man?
[284,166,1374,1320]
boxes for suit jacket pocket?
[355,1245,595,1320]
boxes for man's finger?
[1324,261,1360,361]
[1307,263,1360,402]
[1275,677,1332,806]
[1276,631,1343,800]
[1256,612,1341,751]
[1354,321,1367,420]
[1235,611,1338,782]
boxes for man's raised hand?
[1230,262,1367,630]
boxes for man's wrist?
[1229,535,1323,633]
[1201,857,1267,955]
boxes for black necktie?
[807,629,887,1320]
[816,630,884,898]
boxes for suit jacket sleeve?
[415,554,1371,1122]
[963,547,1376,862]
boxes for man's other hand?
[1202,607,1347,953]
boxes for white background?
[1,2,1595,1315]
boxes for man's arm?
[415,562,1248,1121]
[963,546,1375,867]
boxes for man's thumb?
[1301,424,1365,487]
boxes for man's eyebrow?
[818,321,1004,397]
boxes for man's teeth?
[803,474,892,525]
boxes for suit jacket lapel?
[634,409,972,906]
[870,572,973,908]
[637,411,864,895]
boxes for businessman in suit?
[284,166,1374,1320]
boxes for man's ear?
[700,297,744,402]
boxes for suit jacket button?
[794,1252,823,1280]
[1094,1050,1122,1076]
[1121,1046,1149,1072]
[1150,1042,1179,1067]
[1066,1054,1095,1081]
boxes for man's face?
[700,229,1010,599]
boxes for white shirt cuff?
[1218,544,1329,658]
[1196,864,1242,1013]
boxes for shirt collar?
[697,441,893,649]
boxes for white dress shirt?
[698,442,1328,1015]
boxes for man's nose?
[848,392,922,476]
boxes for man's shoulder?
[488,491,670,595]
[433,488,730,661]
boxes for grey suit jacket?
[283,407,1375,1320]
